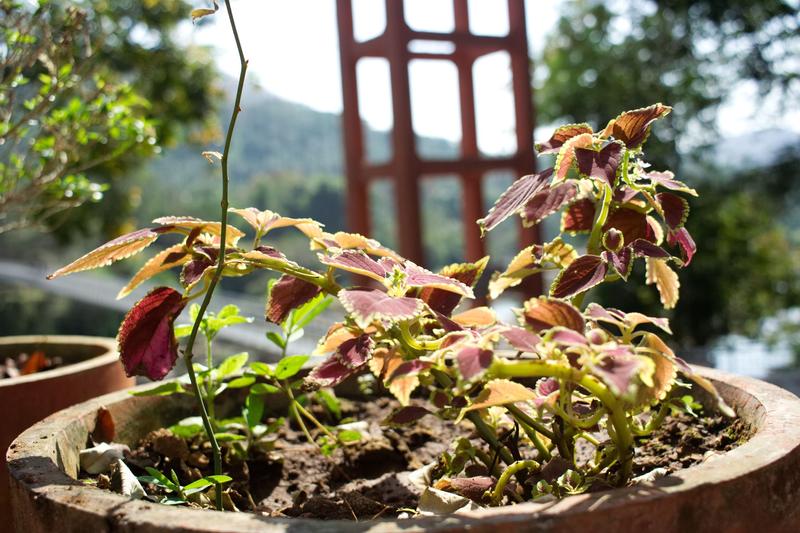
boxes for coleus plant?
[48,1,732,512]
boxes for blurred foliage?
[0,0,216,239]
[538,0,800,348]
[0,1,156,233]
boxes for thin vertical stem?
[181,0,248,512]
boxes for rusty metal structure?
[336,0,538,289]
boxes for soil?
[82,396,749,520]
[0,350,62,379]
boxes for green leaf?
[205,475,233,484]
[168,423,204,439]
[226,376,256,389]
[316,389,341,420]
[244,393,265,429]
[142,467,179,492]
[266,331,286,349]
[131,381,186,397]
[174,324,193,338]
[217,352,249,378]
[292,295,334,330]
[249,362,273,376]
[337,429,362,443]
[274,355,309,379]
[214,432,246,442]
[250,382,281,395]
[182,478,214,495]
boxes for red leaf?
[522,182,577,228]
[668,227,696,266]
[630,239,671,259]
[536,123,593,154]
[339,288,425,328]
[307,334,374,388]
[118,287,186,381]
[335,334,374,369]
[574,142,623,185]
[656,192,689,229]
[601,103,671,149]
[522,296,585,333]
[457,346,493,380]
[266,275,322,324]
[479,169,553,233]
[92,407,116,443]
[602,248,633,280]
[551,255,608,299]
[388,359,432,380]
[562,199,596,233]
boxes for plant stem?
[466,411,515,466]
[180,0,248,512]
[487,460,540,504]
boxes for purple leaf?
[537,377,560,396]
[434,311,463,332]
[306,355,352,388]
[339,288,425,328]
[603,207,650,243]
[388,359,432,380]
[319,250,389,282]
[417,257,486,315]
[117,287,186,381]
[646,171,697,196]
[656,192,689,229]
[266,275,322,324]
[591,352,642,396]
[500,326,540,352]
[551,255,608,299]
[457,346,493,380]
[522,182,577,228]
[536,123,593,154]
[550,328,589,346]
[668,227,696,266]
[404,263,473,297]
[479,169,553,233]
[630,239,671,259]
[574,142,623,186]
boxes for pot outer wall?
[0,336,133,531]
[7,366,800,533]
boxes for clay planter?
[7,366,800,532]
[0,335,134,527]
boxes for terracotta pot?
[0,335,134,530]
[7,366,800,532]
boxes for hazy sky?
[182,0,799,154]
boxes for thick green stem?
[507,407,552,461]
[491,359,635,484]
[487,460,540,504]
[466,411,515,466]
[180,0,248,511]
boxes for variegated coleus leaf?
[520,296,585,333]
[561,198,596,233]
[584,303,672,335]
[478,168,553,233]
[602,207,652,244]
[417,257,488,316]
[588,347,644,397]
[499,326,541,352]
[266,274,322,324]
[655,192,689,229]
[457,345,494,380]
[601,248,633,280]
[536,123,593,155]
[451,306,496,328]
[645,171,697,196]
[117,243,190,299]
[460,379,537,420]
[48,227,174,279]
[152,216,245,245]
[553,133,594,182]
[238,247,325,283]
[667,227,696,266]
[600,103,671,150]
[403,263,474,297]
[117,287,186,381]
[306,334,374,388]
[229,207,321,237]
[339,288,426,329]
[302,224,403,260]
[318,249,390,283]
[521,181,577,228]
[489,238,577,299]
[635,332,678,405]
[180,246,218,289]
[551,255,608,299]
[646,257,680,309]
[574,141,623,186]
[368,347,422,405]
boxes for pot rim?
[7,365,800,532]
[0,335,118,388]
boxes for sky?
[181,0,799,154]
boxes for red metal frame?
[337,0,540,293]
